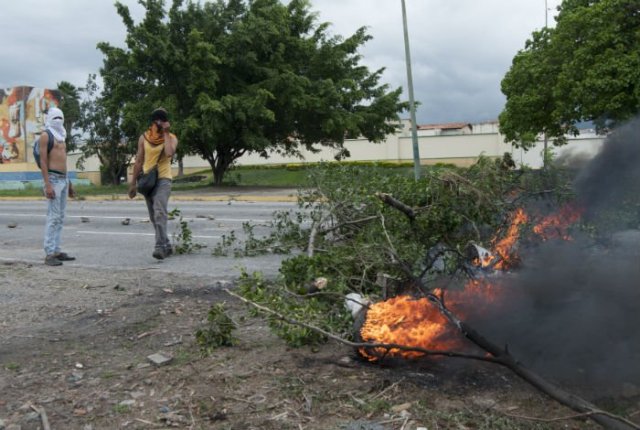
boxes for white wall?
[75,119,607,180]
[512,136,604,169]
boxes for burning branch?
[425,291,639,430]
[225,289,499,363]
[228,283,639,429]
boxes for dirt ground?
[0,261,636,430]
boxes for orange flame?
[359,279,502,361]
[359,205,581,362]
[359,295,461,360]
[532,203,583,241]
[474,208,528,269]
[491,208,528,270]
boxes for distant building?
[418,122,474,136]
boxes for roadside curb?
[0,194,299,203]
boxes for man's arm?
[128,136,145,199]
[68,179,75,198]
[160,121,178,157]
[39,133,54,199]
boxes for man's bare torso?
[47,137,67,173]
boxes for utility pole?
[545,0,548,27]
[543,0,549,169]
[401,0,421,180]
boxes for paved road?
[0,197,299,280]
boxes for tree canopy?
[56,81,81,151]
[499,0,640,149]
[97,0,408,184]
[76,74,134,185]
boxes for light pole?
[543,0,549,168]
[544,0,549,28]
[401,0,421,180]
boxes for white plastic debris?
[345,293,370,318]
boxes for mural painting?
[0,86,60,164]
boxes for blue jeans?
[43,173,69,256]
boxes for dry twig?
[29,404,51,430]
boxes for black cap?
[151,108,169,122]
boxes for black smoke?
[466,117,640,391]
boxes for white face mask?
[45,108,67,142]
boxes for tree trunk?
[205,156,225,186]
[213,156,231,186]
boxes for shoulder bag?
[137,166,158,197]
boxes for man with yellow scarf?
[128,108,179,259]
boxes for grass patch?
[100,371,117,379]
[176,162,431,188]
[113,403,131,414]
[4,362,20,371]
[0,162,441,197]
[173,347,197,366]
[0,183,129,198]
[224,167,310,187]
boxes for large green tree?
[97,0,408,184]
[76,75,134,185]
[56,81,82,151]
[499,0,640,149]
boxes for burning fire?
[358,280,502,361]
[358,295,462,360]
[476,208,529,269]
[532,203,583,241]
[359,205,583,361]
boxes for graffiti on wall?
[0,86,60,164]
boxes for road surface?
[0,198,298,280]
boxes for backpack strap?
[45,129,55,153]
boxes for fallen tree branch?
[308,222,319,258]
[319,215,379,235]
[226,287,638,430]
[375,193,416,220]
[426,292,639,430]
[225,289,498,363]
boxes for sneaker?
[152,248,165,260]
[54,252,76,261]
[45,255,63,266]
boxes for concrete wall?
[184,120,604,170]
[514,135,605,169]
[24,118,607,186]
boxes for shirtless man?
[39,107,76,266]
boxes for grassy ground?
[0,163,426,197]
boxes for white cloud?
[0,0,561,124]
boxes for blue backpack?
[33,130,54,169]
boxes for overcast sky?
[0,0,561,124]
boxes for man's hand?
[68,184,76,199]
[44,183,55,199]
[128,183,137,199]
[158,120,171,132]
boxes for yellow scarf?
[142,126,175,180]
